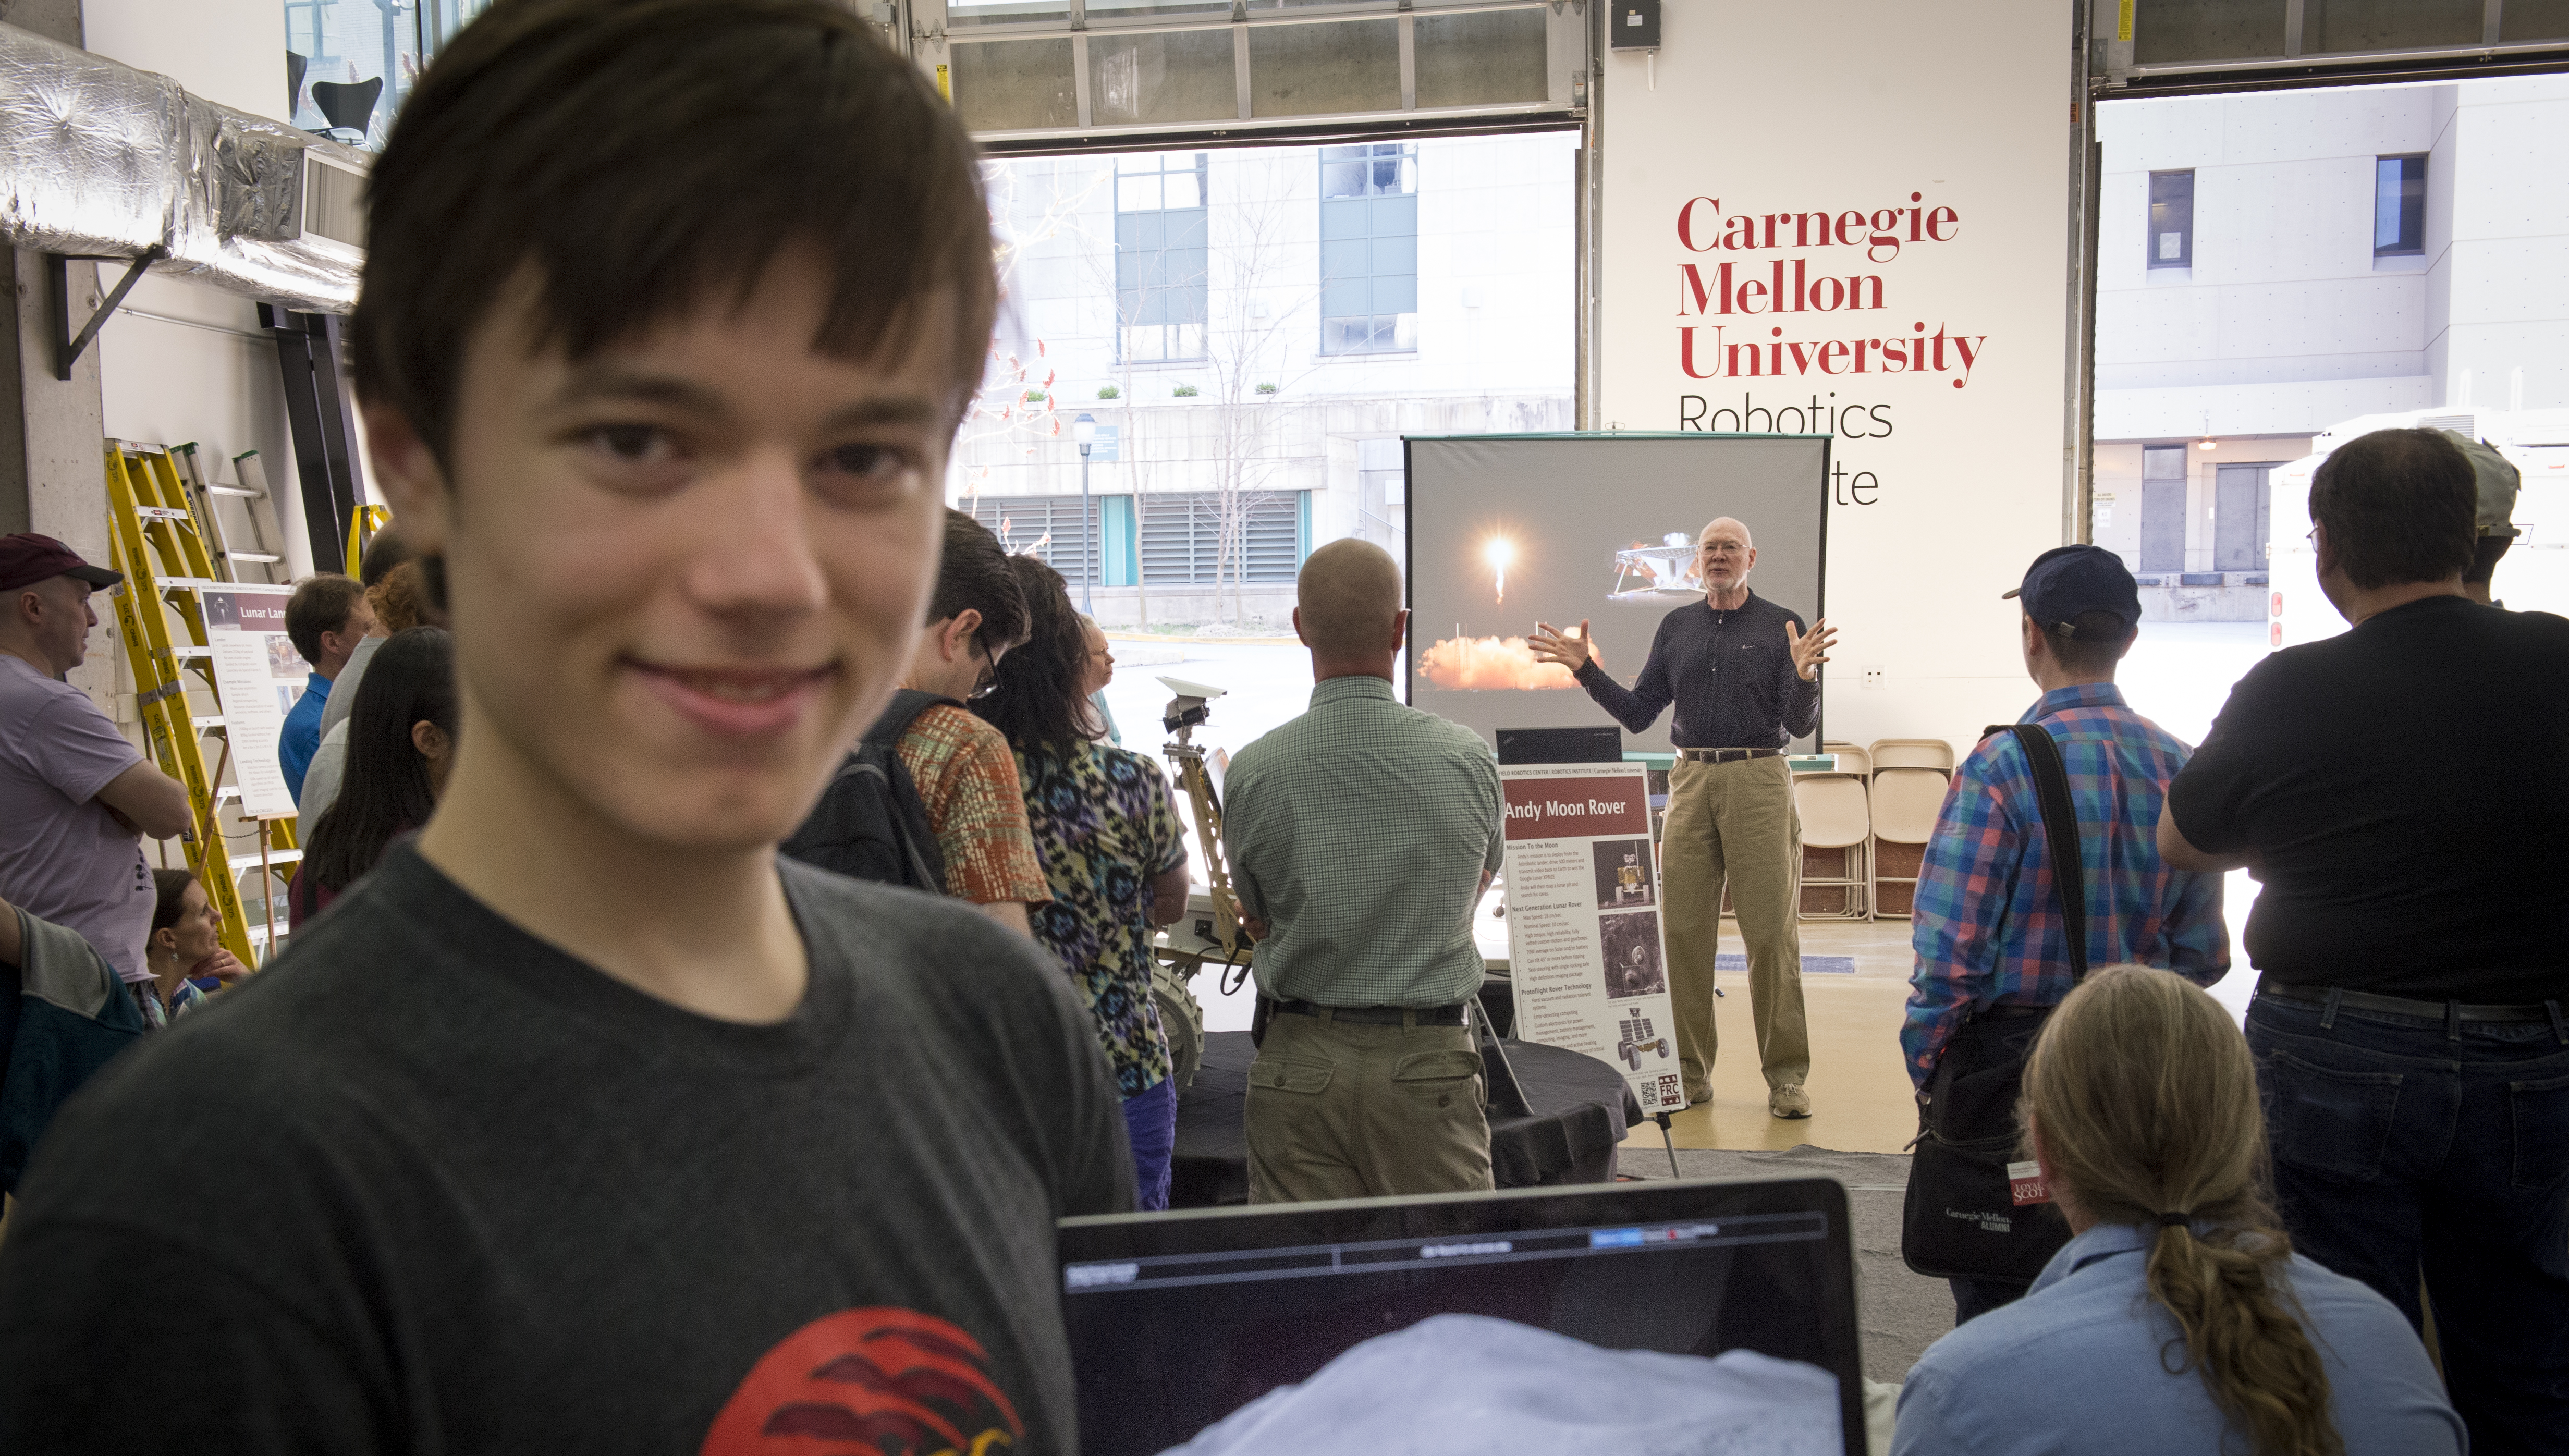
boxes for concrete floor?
[1656,916,1926,1154]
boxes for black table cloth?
[1168,1031,1642,1209]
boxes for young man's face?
[373,249,956,853]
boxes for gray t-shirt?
[0,655,152,985]
[0,844,1135,1451]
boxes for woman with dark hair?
[289,627,458,930]
[977,557,1189,1208]
[1893,966,2462,1456]
[137,868,248,1026]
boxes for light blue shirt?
[1893,1221,2463,1456]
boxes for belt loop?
[2549,1000,2567,1047]
[2320,988,2342,1031]
[1401,1009,1420,1030]
[1317,1006,1337,1024]
[2445,1000,2462,1044]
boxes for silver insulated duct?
[0,21,365,313]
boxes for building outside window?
[2374,154,2427,256]
[1319,142,1419,354]
[1117,153,1212,364]
[2148,169,2194,268]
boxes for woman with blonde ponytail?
[1892,966,2462,1456]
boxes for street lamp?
[1072,412,1097,613]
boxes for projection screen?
[1404,433,1830,756]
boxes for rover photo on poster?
[1592,837,1656,909]
[1405,434,1829,755]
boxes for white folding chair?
[1794,772,1871,920]
[1869,737,1955,775]
[1868,767,1951,919]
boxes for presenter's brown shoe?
[1768,1084,1812,1120]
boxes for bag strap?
[1981,722,2089,983]
[865,689,963,750]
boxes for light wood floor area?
[1652,915,1926,1155]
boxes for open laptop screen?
[1058,1177,1863,1456]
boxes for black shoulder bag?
[1899,723,2089,1284]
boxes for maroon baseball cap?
[0,533,123,594]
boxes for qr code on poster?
[1654,1074,1683,1108]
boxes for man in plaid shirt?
[1904,545,2229,1319]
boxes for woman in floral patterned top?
[978,558,1191,1208]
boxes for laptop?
[1059,1177,1865,1456]
[1495,724,1623,766]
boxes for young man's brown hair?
[284,573,366,664]
[350,0,998,464]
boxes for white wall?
[93,272,312,578]
[1595,0,2075,753]
[80,0,288,121]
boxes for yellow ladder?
[170,443,290,586]
[102,440,300,969]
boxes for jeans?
[1122,1076,1178,1213]
[2247,992,2569,1456]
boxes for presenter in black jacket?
[1532,517,1834,1118]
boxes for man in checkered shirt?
[1903,544,2229,1323]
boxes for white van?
[2266,407,2569,650]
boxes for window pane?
[2147,170,2193,268]
[946,0,1072,29]
[1247,19,1401,119]
[2305,0,2481,53]
[287,0,420,149]
[1413,8,1549,109]
[1091,29,1241,125]
[1118,175,1160,211]
[951,38,1079,131]
[1163,169,1202,210]
[2374,158,2403,250]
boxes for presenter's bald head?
[1296,537,1407,663]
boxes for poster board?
[1498,762,1685,1116]
[200,584,306,818]
[1405,433,1829,755]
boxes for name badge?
[2007,1160,2050,1207]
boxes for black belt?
[1677,748,1780,763]
[1275,999,1470,1026]
[2256,978,2563,1026]
[1974,1003,2052,1021]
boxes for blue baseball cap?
[2002,545,2140,639]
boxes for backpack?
[778,690,957,893]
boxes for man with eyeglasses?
[1531,517,1835,1119]
[801,508,1051,936]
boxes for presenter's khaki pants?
[1244,1010,1495,1204]
[1661,754,1810,1097]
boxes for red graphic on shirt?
[701,1307,1024,1455]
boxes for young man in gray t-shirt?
[0,5,1131,1449]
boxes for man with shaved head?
[1531,516,1835,1118]
[1223,539,1507,1202]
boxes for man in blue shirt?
[1905,545,2227,1321]
[277,573,374,804]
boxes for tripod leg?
[1655,1110,1681,1179]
